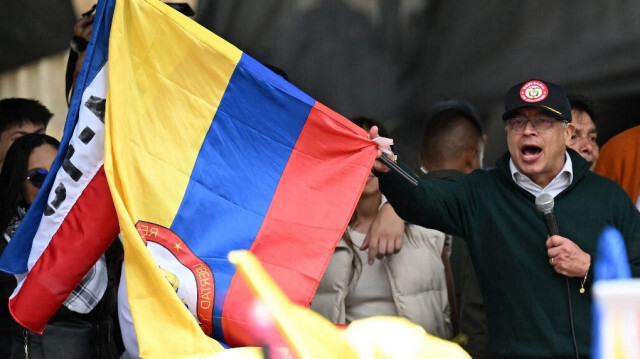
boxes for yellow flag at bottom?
[228,250,471,359]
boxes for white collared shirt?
[509,151,573,198]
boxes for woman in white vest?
[311,118,452,339]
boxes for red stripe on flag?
[221,103,376,346]
[9,166,119,333]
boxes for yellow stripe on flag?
[108,0,241,227]
[105,0,241,356]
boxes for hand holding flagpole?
[369,126,418,187]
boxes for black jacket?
[0,239,122,359]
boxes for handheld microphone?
[535,193,559,236]
[536,193,580,358]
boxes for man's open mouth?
[521,145,542,161]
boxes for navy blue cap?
[502,79,572,122]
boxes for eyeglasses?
[506,116,564,133]
[25,169,48,188]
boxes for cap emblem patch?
[520,80,548,103]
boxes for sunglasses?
[25,169,49,188]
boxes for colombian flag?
[105,0,376,356]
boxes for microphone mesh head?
[535,193,554,214]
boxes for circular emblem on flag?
[135,221,215,336]
[520,80,548,103]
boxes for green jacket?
[423,169,486,359]
[378,149,640,358]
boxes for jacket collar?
[496,147,591,189]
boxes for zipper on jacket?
[23,329,29,359]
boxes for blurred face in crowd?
[362,171,380,196]
[566,109,599,169]
[505,107,573,188]
[23,143,57,205]
[0,121,46,169]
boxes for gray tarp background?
[196,0,640,169]
[3,1,639,168]
[0,0,75,74]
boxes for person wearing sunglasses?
[0,133,120,358]
[0,133,59,239]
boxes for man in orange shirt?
[594,125,640,210]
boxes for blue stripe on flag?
[169,53,313,340]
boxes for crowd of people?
[0,99,123,358]
[310,80,639,359]
[1,5,640,359]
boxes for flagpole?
[378,155,418,187]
